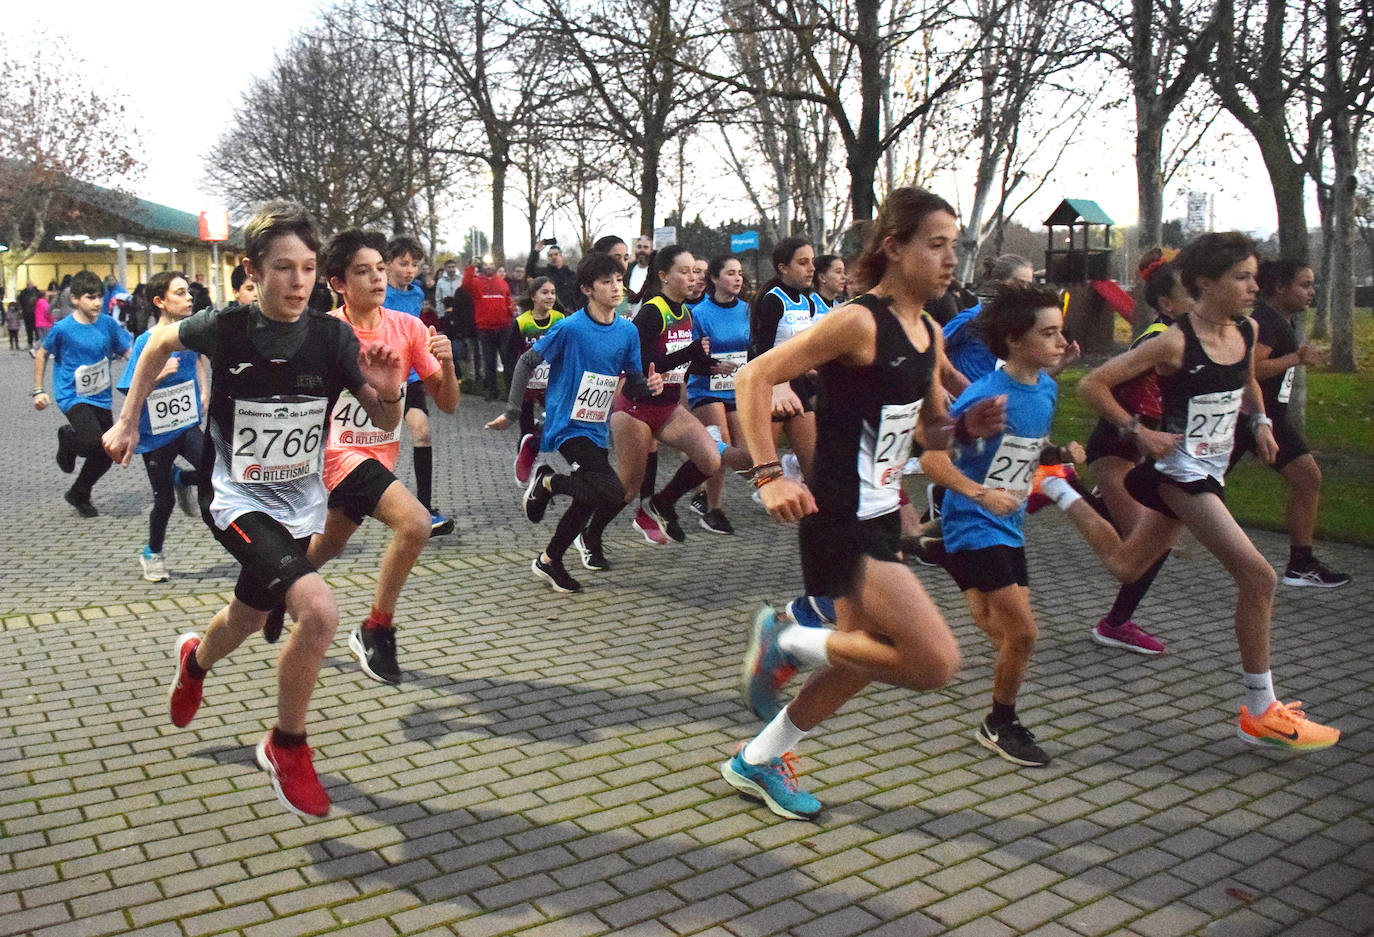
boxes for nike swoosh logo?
[1271,727,1300,740]
[229,362,253,374]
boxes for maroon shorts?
[612,392,680,434]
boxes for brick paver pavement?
[1,349,1370,936]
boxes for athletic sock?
[1243,670,1278,714]
[988,699,1017,728]
[640,452,658,502]
[1040,475,1081,510]
[271,727,307,749]
[1104,551,1169,626]
[777,622,830,668]
[365,608,394,629]
[743,706,808,764]
[704,424,728,455]
[413,446,433,511]
[657,461,710,505]
[1288,545,1313,569]
[185,650,209,680]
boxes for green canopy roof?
[1044,199,1114,227]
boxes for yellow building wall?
[6,248,242,304]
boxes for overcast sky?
[18,3,1295,253]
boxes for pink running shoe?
[632,507,669,545]
[514,433,538,485]
[1091,618,1166,655]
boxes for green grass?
[1054,309,1374,546]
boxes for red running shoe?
[168,633,204,728]
[632,508,669,544]
[514,433,538,485]
[256,732,331,817]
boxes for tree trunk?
[639,143,660,234]
[490,158,507,265]
[1327,112,1357,372]
[1256,140,1310,260]
[850,0,883,223]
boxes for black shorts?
[210,511,316,611]
[1125,463,1224,520]
[799,510,901,598]
[1229,413,1309,472]
[404,379,428,414]
[1085,416,1159,465]
[690,396,736,414]
[328,458,398,525]
[942,544,1028,593]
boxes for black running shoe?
[645,496,685,543]
[64,489,97,518]
[573,534,609,571]
[976,718,1050,767]
[56,427,76,474]
[532,555,581,593]
[524,465,555,523]
[688,490,708,517]
[699,508,734,534]
[349,623,401,684]
[901,535,946,568]
[1282,558,1350,588]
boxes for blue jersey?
[42,313,132,412]
[117,329,203,454]
[535,311,642,451]
[385,282,426,382]
[942,369,1057,552]
[687,296,750,404]
[943,303,999,382]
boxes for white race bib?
[232,397,327,483]
[74,359,110,396]
[1277,367,1294,405]
[1184,389,1240,459]
[527,361,551,391]
[709,351,749,392]
[146,380,198,435]
[983,434,1042,496]
[328,390,399,449]
[571,372,617,423]
[864,400,921,490]
[665,339,690,383]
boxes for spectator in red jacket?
[464,261,515,400]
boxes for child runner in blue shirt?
[32,269,132,517]
[922,284,1084,768]
[116,271,207,582]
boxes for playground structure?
[1043,199,1135,354]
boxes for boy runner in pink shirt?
[266,229,459,683]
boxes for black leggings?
[546,436,625,562]
[60,404,113,499]
[141,427,204,552]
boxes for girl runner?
[1045,231,1339,751]
[749,238,819,480]
[686,254,752,533]
[1079,251,1192,654]
[509,277,566,484]
[725,188,1004,820]
[809,253,848,317]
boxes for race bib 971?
[74,359,110,396]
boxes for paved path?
[1,349,1370,937]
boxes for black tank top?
[811,294,936,520]
[1156,313,1253,481]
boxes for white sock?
[743,707,808,764]
[778,622,830,668]
[1040,475,1081,509]
[1243,670,1277,713]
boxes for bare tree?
[0,36,142,291]
[373,0,564,263]
[539,0,720,236]
[203,14,458,238]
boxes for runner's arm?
[31,347,51,409]
[501,347,542,422]
[103,324,187,463]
